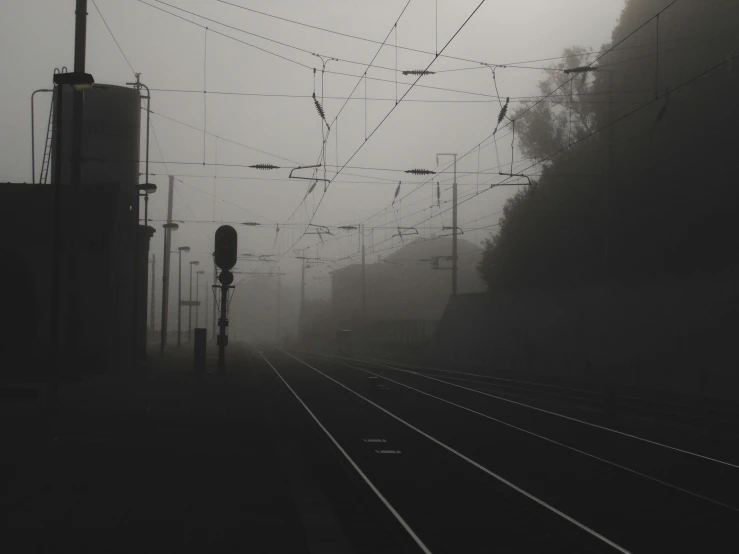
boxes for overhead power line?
[136,0,312,69]
[280,0,490,262]
[149,88,652,104]
[215,0,701,71]
[92,0,136,75]
[364,0,686,233]
[363,45,739,260]
[146,107,303,166]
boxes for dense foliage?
[479,0,739,290]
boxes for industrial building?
[0,83,152,381]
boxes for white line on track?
[316,355,739,514]
[356,356,594,394]
[284,350,632,554]
[258,351,432,554]
[342,355,739,470]
[356,355,736,416]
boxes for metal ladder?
[39,89,55,184]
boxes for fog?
[5,3,739,552]
[1,0,624,325]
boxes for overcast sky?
[0,0,625,297]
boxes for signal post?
[214,225,237,375]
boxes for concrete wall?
[434,269,739,400]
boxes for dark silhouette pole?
[159,178,176,353]
[212,254,217,339]
[47,80,64,408]
[196,270,205,328]
[177,246,190,346]
[218,283,228,374]
[188,260,199,342]
[70,0,88,360]
[150,254,155,331]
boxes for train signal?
[218,270,234,286]
[214,225,238,270]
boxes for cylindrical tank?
[51,83,141,198]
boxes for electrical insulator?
[497,98,509,125]
[312,92,326,122]
[405,169,436,175]
[249,164,280,170]
[402,70,435,76]
[563,66,596,74]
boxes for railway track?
[344,355,739,434]
[256,349,739,553]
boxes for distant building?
[330,237,485,345]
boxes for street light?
[53,71,95,91]
[136,183,157,227]
[196,270,205,328]
[176,246,190,346]
[188,260,200,343]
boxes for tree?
[479,0,739,291]
[512,47,600,162]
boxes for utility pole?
[276,266,281,344]
[195,271,204,330]
[212,254,217,339]
[300,257,306,343]
[188,261,195,343]
[68,0,88,363]
[437,153,458,296]
[150,254,156,331]
[48,73,65,408]
[361,224,366,327]
[160,176,175,353]
[605,70,613,279]
[204,280,208,336]
[177,249,184,346]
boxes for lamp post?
[188,260,200,343]
[196,270,205,328]
[47,69,94,408]
[160,222,178,352]
[177,246,190,346]
[136,183,156,227]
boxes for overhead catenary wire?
[296,24,730,265]
[275,0,417,261]
[293,1,494,258]
[148,88,653,104]
[362,46,739,261]
[145,107,303,166]
[91,0,136,76]
[140,0,665,105]
[352,0,686,238]
[137,0,692,270]
[214,0,699,73]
